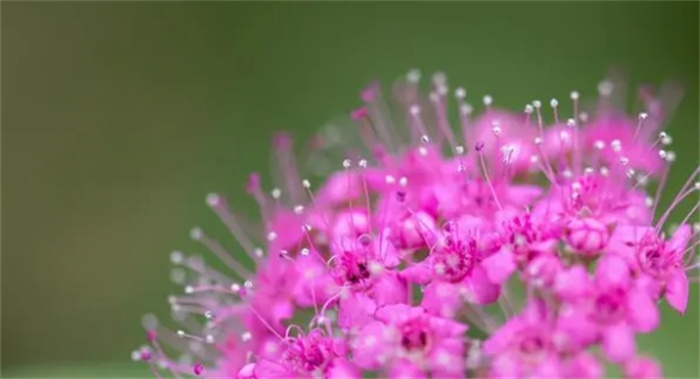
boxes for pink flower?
[352,304,467,377]
[135,70,695,378]
[607,224,693,313]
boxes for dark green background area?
[2,2,698,377]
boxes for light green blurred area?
[2,2,698,378]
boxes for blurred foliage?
[2,2,698,377]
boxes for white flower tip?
[407,68,421,83]
[190,227,203,241]
[205,193,221,207]
[598,80,614,96]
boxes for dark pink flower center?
[334,251,371,286]
[432,236,477,282]
[516,333,549,362]
[399,318,431,352]
[636,234,676,279]
[592,290,625,324]
[282,333,334,373]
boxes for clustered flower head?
[134,70,700,379]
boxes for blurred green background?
[2,2,698,377]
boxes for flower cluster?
[134,70,699,378]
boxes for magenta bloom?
[134,70,698,378]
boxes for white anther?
[598,80,613,96]
[492,125,502,136]
[300,248,310,256]
[342,159,352,168]
[534,137,543,145]
[358,159,368,168]
[570,91,579,100]
[385,175,396,184]
[206,335,215,344]
[455,87,466,99]
[293,205,304,214]
[665,151,676,162]
[254,248,264,258]
[231,283,241,292]
[421,135,430,143]
[177,330,185,337]
[532,100,542,108]
[267,231,277,241]
[600,167,610,177]
[205,193,221,207]
[241,332,252,342]
[566,118,576,127]
[399,177,408,187]
[243,281,253,289]
[584,167,594,175]
[302,179,311,189]
[185,285,193,294]
[524,104,534,114]
[694,182,700,190]
[190,227,203,241]
[550,98,559,108]
[645,197,654,208]
[559,131,570,141]
[409,104,421,115]
[620,156,630,166]
[407,69,421,83]
[483,95,493,106]
[594,140,605,150]
[639,112,648,120]
[579,112,589,123]
[271,188,282,199]
[460,104,473,115]
[170,251,184,264]
[455,145,465,155]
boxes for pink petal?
[352,321,389,369]
[388,359,427,379]
[595,255,630,290]
[665,269,689,314]
[624,356,663,379]
[464,265,501,305]
[338,292,376,331]
[315,171,362,206]
[401,262,433,284]
[375,304,413,325]
[602,323,636,363]
[327,358,361,379]
[531,356,561,378]
[566,352,604,379]
[626,287,659,333]
[427,313,469,337]
[370,272,408,306]
[422,281,463,318]
[481,248,516,285]
[555,265,591,300]
[668,224,691,258]
[253,359,293,379]
[507,184,543,206]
